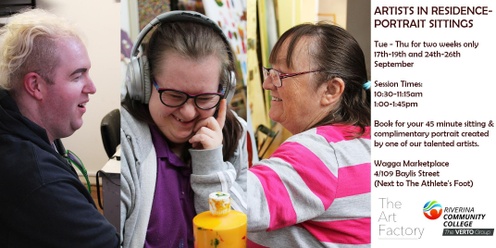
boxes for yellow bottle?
[193,192,247,248]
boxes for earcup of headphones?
[141,56,152,104]
[225,70,236,105]
[126,55,152,104]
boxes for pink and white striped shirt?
[247,125,371,248]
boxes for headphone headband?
[126,10,236,104]
[131,11,234,66]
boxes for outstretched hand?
[189,99,226,150]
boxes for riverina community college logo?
[423,200,443,220]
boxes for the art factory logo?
[423,200,494,236]
[423,200,442,220]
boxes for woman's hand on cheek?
[189,99,227,150]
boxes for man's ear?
[23,72,44,100]
[321,78,345,106]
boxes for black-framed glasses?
[262,67,324,87]
[152,80,223,110]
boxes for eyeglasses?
[152,80,223,110]
[262,67,324,87]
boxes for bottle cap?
[209,192,231,216]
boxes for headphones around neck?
[125,10,237,105]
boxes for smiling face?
[41,37,96,141]
[263,36,329,134]
[148,52,221,145]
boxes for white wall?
[37,0,121,181]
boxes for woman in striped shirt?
[192,22,371,248]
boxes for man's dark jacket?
[0,90,118,247]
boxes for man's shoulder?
[0,136,74,188]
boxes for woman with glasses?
[120,12,247,248]
[194,22,371,247]
[256,22,371,247]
